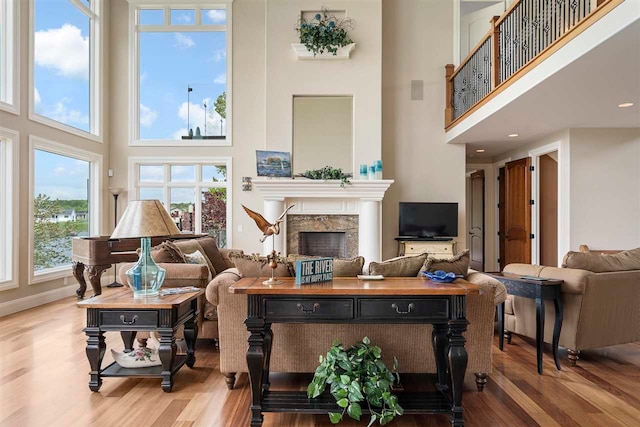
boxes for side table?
[77,289,202,392]
[485,272,563,374]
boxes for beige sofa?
[206,269,506,391]
[502,258,640,366]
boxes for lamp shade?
[110,200,181,239]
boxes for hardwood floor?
[1,290,639,427]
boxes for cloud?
[214,73,226,84]
[212,49,226,62]
[34,87,41,105]
[174,33,195,48]
[139,103,158,127]
[140,71,148,83]
[174,12,193,24]
[46,98,89,125]
[206,10,226,23]
[175,98,225,138]
[34,24,89,79]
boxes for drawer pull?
[391,303,415,315]
[119,315,138,325]
[296,303,320,314]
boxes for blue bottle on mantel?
[125,237,166,296]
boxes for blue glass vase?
[125,237,166,296]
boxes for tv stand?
[396,238,457,258]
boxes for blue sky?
[34,150,89,200]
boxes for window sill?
[30,265,73,285]
[29,113,102,143]
[130,138,232,147]
[0,102,19,115]
[0,279,18,291]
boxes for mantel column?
[262,198,285,256]
[359,199,382,267]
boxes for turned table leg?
[474,373,488,392]
[262,323,273,393]
[158,328,177,392]
[535,295,545,375]
[120,331,137,353]
[184,304,198,369]
[432,323,449,392]
[246,316,266,427]
[448,318,469,427]
[552,296,563,371]
[85,327,106,392]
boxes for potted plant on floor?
[308,337,403,425]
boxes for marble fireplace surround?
[252,179,394,265]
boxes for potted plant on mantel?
[293,7,356,59]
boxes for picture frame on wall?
[256,150,292,178]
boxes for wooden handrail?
[495,0,527,27]
[449,31,492,81]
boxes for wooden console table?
[77,289,202,392]
[229,277,479,427]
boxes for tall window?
[0,0,18,113]
[30,136,102,282]
[0,127,18,290]
[31,0,101,137]
[131,3,231,145]
[131,158,232,247]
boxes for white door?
[460,1,507,62]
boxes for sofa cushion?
[174,240,216,277]
[150,241,186,264]
[419,249,470,278]
[562,247,640,273]
[287,255,365,277]
[368,254,427,277]
[196,237,229,276]
[231,253,294,278]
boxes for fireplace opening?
[298,232,347,258]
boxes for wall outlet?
[108,169,114,177]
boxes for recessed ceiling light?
[618,102,634,108]
[476,149,486,153]
[508,133,519,138]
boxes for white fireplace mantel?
[253,178,394,264]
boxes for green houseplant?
[308,337,403,425]
[296,166,352,187]
[295,7,355,56]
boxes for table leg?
[432,323,449,392]
[85,328,105,392]
[262,323,273,393]
[552,296,563,371]
[536,297,545,375]
[158,328,177,392]
[184,310,198,369]
[120,331,137,353]
[448,318,468,427]
[86,264,110,297]
[73,262,87,299]
[246,317,267,427]
[498,302,505,351]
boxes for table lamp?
[110,200,181,296]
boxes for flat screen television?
[398,202,458,238]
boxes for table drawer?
[359,298,449,320]
[264,298,354,320]
[100,311,158,328]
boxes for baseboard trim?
[0,285,77,317]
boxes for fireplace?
[299,231,347,258]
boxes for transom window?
[131,158,232,247]
[31,0,101,138]
[130,2,232,146]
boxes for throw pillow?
[368,253,427,277]
[231,253,294,278]
[184,249,208,265]
[174,240,216,277]
[196,236,229,276]
[287,254,365,277]
[419,249,470,278]
[562,247,640,273]
[149,241,186,264]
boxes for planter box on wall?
[291,43,356,60]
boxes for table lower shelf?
[100,355,187,378]
[261,390,451,415]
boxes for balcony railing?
[445,0,619,129]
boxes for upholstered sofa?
[501,247,640,366]
[205,265,506,392]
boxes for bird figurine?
[242,204,295,243]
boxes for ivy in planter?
[296,166,352,188]
[308,337,403,425]
[295,7,355,56]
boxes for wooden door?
[498,167,506,270]
[469,171,485,271]
[504,158,532,265]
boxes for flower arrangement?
[296,166,352,187]
[295,7,355,56]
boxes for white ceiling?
[448,15,640,160]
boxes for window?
[0,0,19,113]
[0,127,18,290]
[130,158,232,247]
[31,0,101,139]
[29,136,102,283]
[130,2,232,146]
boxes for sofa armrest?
[466,272,507,305]
[118,263,211,288]
[206,267,242,306]
[504,264,591,294]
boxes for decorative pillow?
[149,241,186,264]
[287,255,365,277]
[369,254,427,277]
[231,253,294,278]
[175,240,216,277]
[196,237,228,276]
[419,249,470,278]
[184,250,209,267]
[562,247,640,273]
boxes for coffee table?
[485,272,563,374]
[77,289,202,392]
